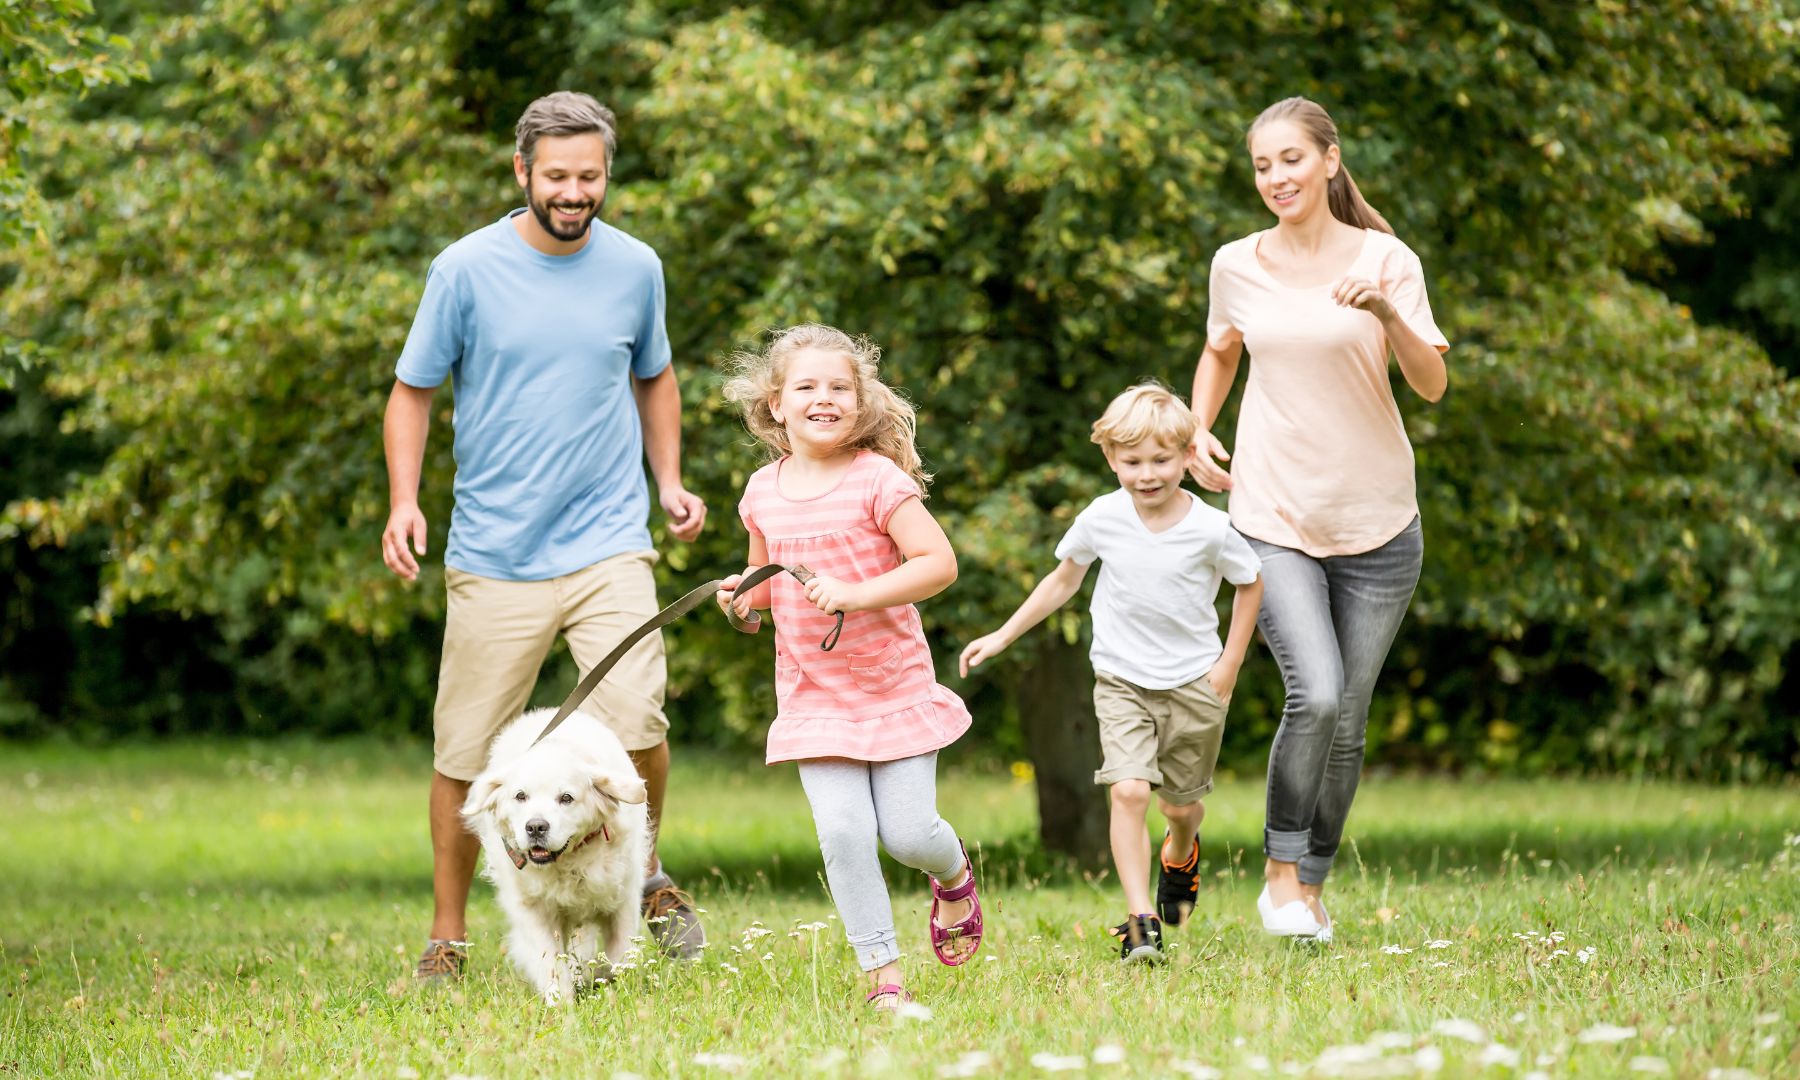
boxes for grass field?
[2,739,1796,1078]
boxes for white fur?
[461,708,650,1004]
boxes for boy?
[959,383,1263,962]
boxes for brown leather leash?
[529,562,840,746]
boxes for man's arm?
[632,365,706,543]
[382,379,437,581]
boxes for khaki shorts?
[433,550,668,780]
[1092,670,1227,804]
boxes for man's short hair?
[1091,382,1199,454]
[515,91,618,173]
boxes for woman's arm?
[1332,277,1448,402]
[1188,338,1244,492]
[802,497,956,614]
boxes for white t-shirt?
[1054,488,1263,690]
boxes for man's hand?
[958,632,1012,678]
[382,503,428,581]
[660,485,707,543]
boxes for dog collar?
[503,824,611,870]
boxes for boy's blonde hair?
[1090,382,1199,455]
[722,324,931,491]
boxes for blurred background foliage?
[4,0,1797,786]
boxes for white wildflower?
[1170,1063,1222,1080]
[1431,1019,1487,1044]
[938,1051,992,1078]
[896,1000,934,1022]
[1029,1053,1086,1072]
[1629,1058,1670,1074]
[1245,1054,1271,1072]
[1413,1045,1444,1073]
[1093,1046,1127,1065]
[808,1049,848,1071]
[1576,946,1597,964]
[1753,1012,1779,1025]
[1706,1070,1758,1080]
[1425,939,1453,949]
[1477,1044,1520,1067]
[1577,1024,1637,1044]
[1380,944,1414,955]
[1369,1033,1414,1050]
[693,1052,747,1072]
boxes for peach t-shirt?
[1205,229,1448,557]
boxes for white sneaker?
[1258,884,1324,938]
[1313,899,1333,944]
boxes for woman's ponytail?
[1327,163,1393,235]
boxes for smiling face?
[514,132,610,246]
[769,347,860,455]
[1249,117,1338,225]
[1105,437,1188,516]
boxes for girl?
[717,324,983,1010]
[1190,98,1450,942]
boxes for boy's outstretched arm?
[1206,575,1264,703]
[958,558,1091,677]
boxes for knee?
[1286,681,1344,730]
[1110,780,1151,815]
[876,816,945,868]
[1162,799,1205,829]
[814,817,876,864]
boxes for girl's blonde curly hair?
[722,324,931,492]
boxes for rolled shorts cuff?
[1297,853,1334,886]
[1094,765,1162,788]
[1157,780,1213,806]
[1264,828,1312,864]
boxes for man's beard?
[528,189,603,242]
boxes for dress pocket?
[847,640,907,696]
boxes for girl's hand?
[716,571,753,619]
[1331,276,1395,322]
[958,632,1011,678]
[803,574,863,615]
[1206,659,1240,705]
[1187,430,1233,492]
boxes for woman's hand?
[1187,430,1233,492]
[803,574,864,615]
[1331,276,1396,322]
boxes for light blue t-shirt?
[395,210,672,580]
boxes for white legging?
[797,753,965,971]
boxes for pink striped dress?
[738,451,973,764]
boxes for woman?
[1189,97,1449,941]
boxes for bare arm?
[1188,338,1244,491]
[381,379,437,580]
[1331,277,1448,402]
[1205,575,1263,702]
[802,497,957,614]
[958,557,1092,677]
[632,365,706,542]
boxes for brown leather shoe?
[642,882,706,960]
[413,939,469,984]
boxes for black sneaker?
[1156,831,1201,927]
[1111,914,1165,964]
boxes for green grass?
[3,740,1796,1078]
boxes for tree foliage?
[4,0,1797,777]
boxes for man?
[381,91,708,983]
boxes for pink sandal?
[866,983,913,1010]
[929,842,984,966]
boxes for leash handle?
[723,563,843,652]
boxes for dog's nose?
[525,817,549,840]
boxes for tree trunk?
[1017,635,1109,868]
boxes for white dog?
[461,707,650,1004]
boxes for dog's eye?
[514,791,527,802]
[558,792,574,805]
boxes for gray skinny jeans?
[797,753,965,971]
[1249,517,1422,885]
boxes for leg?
[870,753,978,962]
[424,568,558,969]
[798,759,904,997]
[1154,673,1227,924]
[1109,779,1155,916]
[627,740,670,873]
[1301,518,1424,891]
[1248,539,1346,907]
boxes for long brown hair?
[722,324,931,492]
[1249,97,1393,235]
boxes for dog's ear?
[462,775,506,820]
[593,772,647,806]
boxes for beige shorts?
[433,550,668,780]
[1092,670,1227,804]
